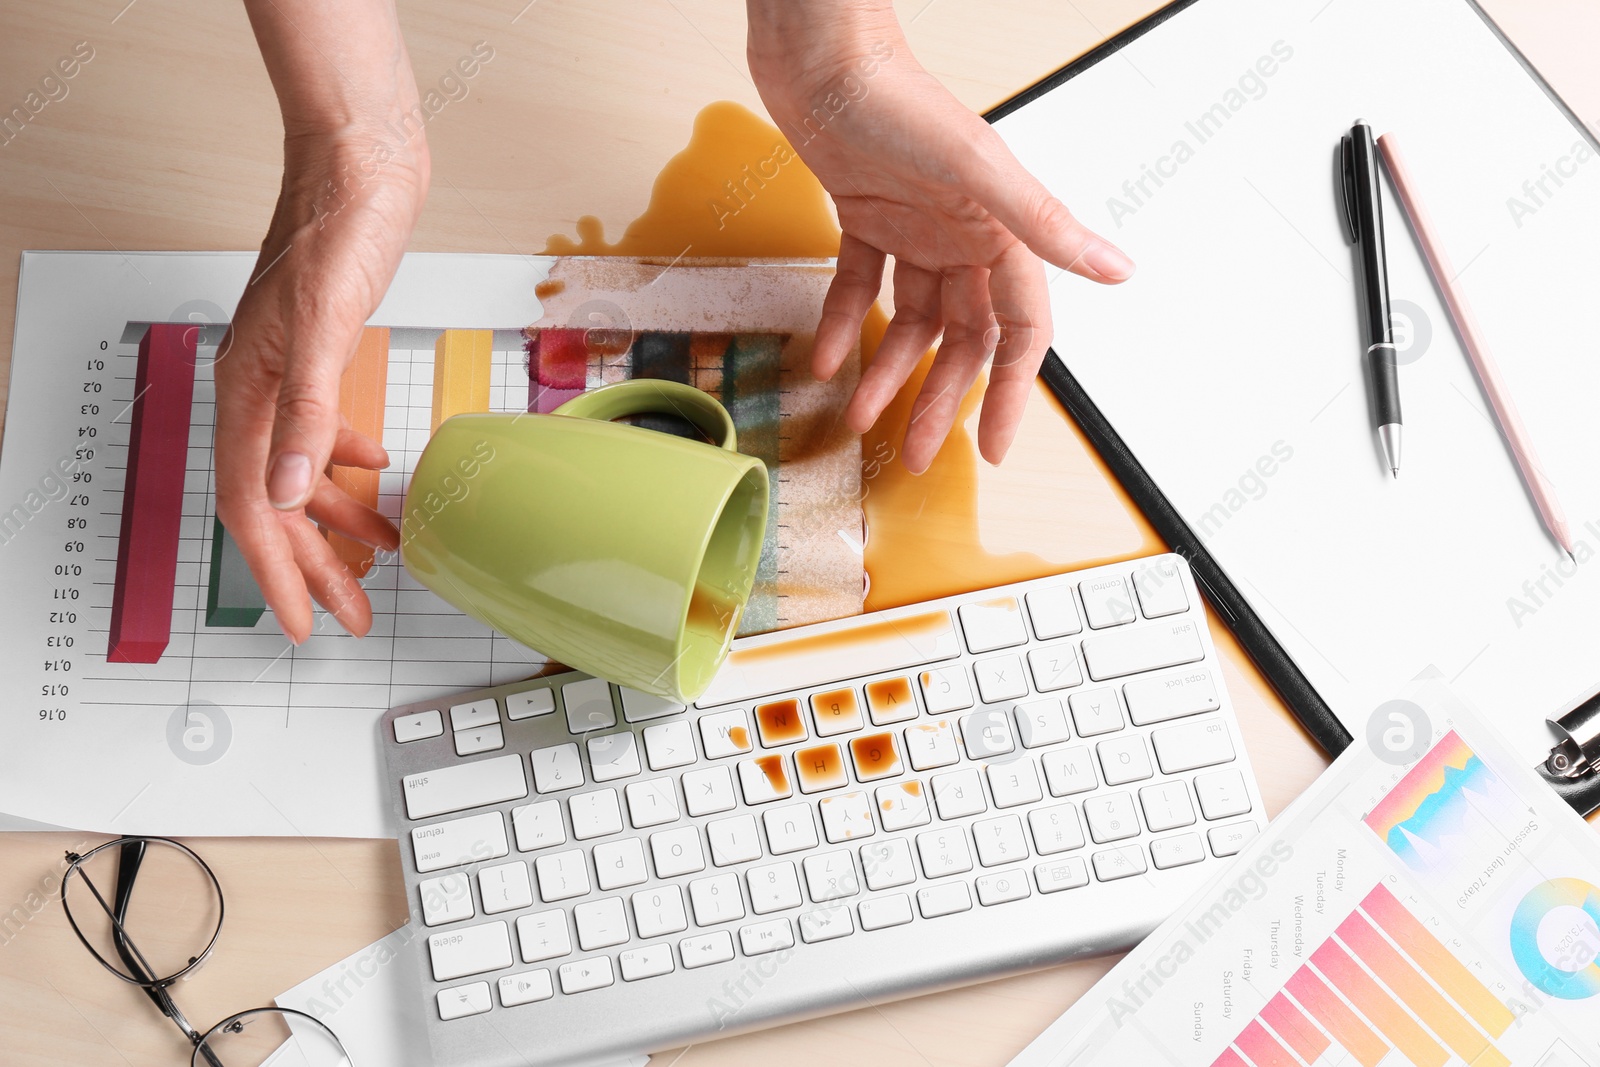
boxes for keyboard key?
[479,861,534,914]
[632,885,688,938]
[919,666,974,715]
[505,688,555,720]
[644,720,696,771]
[593,837,648,890]
[738,755,794,803]
[930,768,987,820]
[394,709,443,743]
[1027,647,1080,698]
[412,811,509,874]
[850,732,903,781]
[819,791,876,842]
[429,920,513,981]
[626,777,682,827]
[454,722,505,756]
[958,597,1027,653]
[619,687,685,723]
[1025,585,1082,639]
[559,956,615,994]
[690,873,746,926]
[680,930,736,968]
[755,699,808,746]
[795,744,848,793]
[1042,746,1097,796]
[1035,856,1090,893]
[811,688,864,736]
[534,850,591,902]
[1151,833,1205,869]
[531,743,584,794]
[574,896,630,950]
[501,798,563,851]
[1132,557,1188,618]
[974,654,1028,703]
[987,760,1043,808]
[1028,803,1085,855]
[1208,820,1259,857]
[973,815,1029,867]
[875,780,930,831]
[450,698,500,731]
[746,861,803,914]
[916,827,974,878]
[1123,669,1218,725]
[1083,792,1139,843]
[860,838,916,890]
[1082,618,1204,680]
[569,788,623,840]
[858,893,914,930]
[803,850,861,901]
[587,732,641,782]
[420,872,474,926]
[438,982,492,1020]
[563,678,616,734]
[740,918,796,955]
[764,803,819,854]
[1068,688,1123,736]
[403,753,527,821]
[798,905,854,943]
[1092,845,1149,881]
[960,710,1016,759]
[1015,697,1071,748]
[682,766,736,817]
[1152,717,1235,773]
[707,814,762,866]
[1195,768,1252,820]
[1139,780,1196,832]
[1081,574,1136,629]
[917,881,973,918]
[904,720,960,771]
[515,909,572,962]
[865,677,918,724]
[650,825,707,878]
[498,969,554,1006]
[1097,735,1153,786]
[976,869,1031,905]
[619,944,674,981]
[700,709,753,759]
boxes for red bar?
[108,324,197,663]
[1285,968,1388,1067]
[528,328,587,412]
[1234,1020,1298,1067]
[1261,993,1331,1065]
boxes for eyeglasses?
[61,836,353,1067]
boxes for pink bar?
[1212,1049,1251,1067]
[108,324,196,663]
[1261,993,1331,1065]
[1235,1020,1298,1067]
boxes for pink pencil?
[1377,132,1576,557]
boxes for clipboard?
[984,0,1600,815]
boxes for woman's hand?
[747,0,1134,473]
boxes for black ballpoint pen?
[1341,119,1403,477]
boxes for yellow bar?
[327,327,390,577]
[431,329,494,432]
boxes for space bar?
[697,609,961,707]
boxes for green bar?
[723,333,785,634]
[205,517,266,627]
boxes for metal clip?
[1546,691,1600,779]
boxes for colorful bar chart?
[326,327,390,576]
[1217,882,1512,1067]
[107,324,197,663]
[431,328,493,430]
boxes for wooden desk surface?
[0,1,1593,1064]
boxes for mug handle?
[552,379,739,453]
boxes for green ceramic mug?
[401,380,769,701]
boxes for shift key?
[1081,618,1203,681]
[404,753,528,820]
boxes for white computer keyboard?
[379,553,1264,1067]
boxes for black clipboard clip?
[1547,692,1600,780]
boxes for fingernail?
[1083,241,1136,282]
[268,452,313,509]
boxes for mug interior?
[676,464,768,698]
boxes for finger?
[813,233,887,382]
[282,509,374,637]
[330,426,390,470]
[976,242,1052,465]
[957,122,1136,283]
[266,300,364,512]
[845,260,944,434]
[902,266,994,474]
